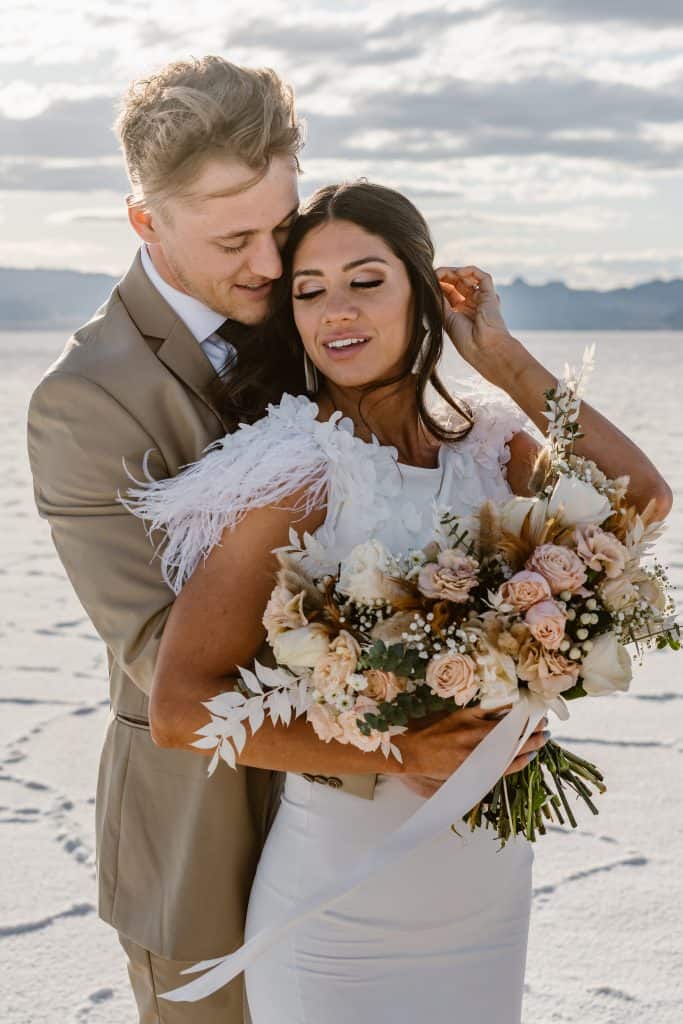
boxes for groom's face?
[145,154,299,324]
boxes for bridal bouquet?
[195,348,679,844]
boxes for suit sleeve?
[27,370,174,696]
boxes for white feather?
[121,395,336,593]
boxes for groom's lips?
[235,281,272,299]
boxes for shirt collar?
[140,244,226,344]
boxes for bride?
[129,181,672,1023]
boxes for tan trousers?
[119,934,251,1024]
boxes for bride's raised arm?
[438,265,673,521]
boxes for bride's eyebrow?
[292,256,389,280]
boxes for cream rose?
[575,525,628,579]
[418,550,479,603]
[364,670,403,703]
[633,571,667,612]
[311,630,360,696]
[338,540,405,604]
[526,543,587,594]
[580,632,632,696]
[499,570,552,611]
[307,703,345,744]
[272,623,331,669]
[599,575,638,611]
[500,496,549,539]
[475,643,520,709]
[337,697,383,752]
[262,586,308,643]
[426,653,479,705]
[524,600,567,650]
[547,474,612,527]
[517,638,580,698]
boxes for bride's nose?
[321,290,360,324]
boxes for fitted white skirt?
[244,772,533,1024]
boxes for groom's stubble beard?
[163,244,275,327]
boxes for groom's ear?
[126,196,160,244]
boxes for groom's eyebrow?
[292,256,389,279]
[212,204,300,242]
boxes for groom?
[27,56,516,1024]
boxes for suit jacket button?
[327,776,343,789]
[302,772,315,783]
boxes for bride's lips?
[321,334,371,360]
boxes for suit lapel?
[117,252,227,430]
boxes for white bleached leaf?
[254,661,296,690]
[266,689,294,727]
[248,701,265,733]
[389,743,404,763]
[203,690,247,715]
[207,747,221,776]
[238,666,263,695]
[231,719,247,755]
[192,735,220,750]
[219,738,237,770]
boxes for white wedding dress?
[129,382,533,1024]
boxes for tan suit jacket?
[26,252,376,967]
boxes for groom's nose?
[247,233,283,281]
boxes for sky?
[1,0,683,289]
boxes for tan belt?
[113,711,377,800]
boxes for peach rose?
[517,638,579,698]
[307,703,345,744]
[262,586,308,643]
[575,525,628,579]
[418,550,479,603]
[364,670,403,703]
[524,600,567,650]
[311,630,361,696]
[526,544,587,594]
[426,652,479,705]
[499,570,552,611]
[338,697,383,752]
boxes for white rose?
[272,623,331,669]
[338,540,404,604]
[500,497,549,538]
[581,632,632,696]
[547,475,612,527]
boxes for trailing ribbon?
[162,691,563,1002]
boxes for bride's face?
[291,220,413,389]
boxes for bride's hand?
[435,265,516,381]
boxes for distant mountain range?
[2,267,683,331]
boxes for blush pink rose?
[311,630,361,696]
[262,586,308,642]
[418,550,479,603]
[426,652,479,705]
[364,670,403,703]
[524,600,567,650]
[499,570,552,611]
[574,525,628,579]
[338,697,383,752]
[526,544,587,595]
[517,639,579,698]
[307,704,345,744]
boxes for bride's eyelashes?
[293,279,384,301]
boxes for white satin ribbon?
[163,691,563,1002]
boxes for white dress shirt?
[140,245,236,374]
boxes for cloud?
[0,158,128,191]
[0,96,118,159]
[302,74,683,169]
[498,0,683,26]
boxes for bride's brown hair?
[215,180,473,442]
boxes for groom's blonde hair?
[115,56,303,213]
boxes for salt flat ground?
[1,331,681,1023]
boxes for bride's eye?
[293,288,325,301]
[352,279,383,290]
